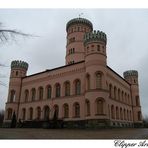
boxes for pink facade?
[4,17,143,128]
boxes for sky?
[0,9,148,117]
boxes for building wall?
[4,17,143,128]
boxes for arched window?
[120,108,123,120]
[138,111,142,121]
[114,86,117,99]
[29,107,33,120]
[97,45,100,51]
[22,108,26,120]
[124,109,126,120]
[73,102,80,117]
[96,72,102,89]
[109,84,112,98]
[121,91,124,102]
[116,107,119,119]
[125,93,127,103]
[7,108,13,120]
[85,100,90,116]
[36,107,41,120]
[54,105,59,119]
[24,89,29,102]
[135,96,139,106]
[63,104,69,118]
[55,83,61,97]
[128,94,130,105]
[47,85,52,99]
[111,105,115,119]
[39,87,44,100]
[118,89,120,101]
[86,74,90,90]
[44,106,50,120]
[127,110,129,121]
[130,110,132,121]
[31,88,36,101]
[65,81,70,96]
[96,99,104,115]
[75,79,81,95]
[10,90,16,102]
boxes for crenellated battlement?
[123,70,138,78]
[11,60,28,70]
[66,17,93,31]
[83,30,107,45]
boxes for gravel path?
[0,128,148,139]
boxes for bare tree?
[0,22,32,43]
[0,22,34,87]
[0,110,4,127]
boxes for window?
[124,109,126,120]
[127,110,129,121]
[118,89,120,101]
[135,96,139,106]
[125,93,127,103]
[116,107,119,119]
[74,102,80,117]
[97,45,100,51]
[86,74,90,90]
[39,87,43,100]
[75,80,81,95]
[7,108,12,120]
[111,105,115,119]
[36,107,41,120]
[55,83,61,97]
[96,99,104,115]
[44,106,50,120]
[109,84,112,98]
[10,90,16,102]
[47,85,52,99]
[22,108,26,120]
[16,71,18,76]
[96,73,102,89]
[85,100,90,116]
[121,91,124,102]
[138,111,141,121]
[63,104,69,118]
[54,105,59,119]
[65,81,70,96]
[120,108,123,120]
[24,89,29,102]
[31,88,36,101]
[114,87,117,99]
[29,107,33,120]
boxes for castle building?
[4,17,143,128]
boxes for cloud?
[0,9,148,118]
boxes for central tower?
[66,18,93,65]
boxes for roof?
[23,60,85,79]
[107,66,130,85]
[66,17,93,31]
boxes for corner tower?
[66,18,93,65]
[4,60,28,123]
[84,30,107,95]
[124,70,143,127]
[84,30,109,126]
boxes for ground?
[0,128,148,139]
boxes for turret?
[84,30,107,67]
[4,60,28,122]
[66,17,93,65]
[10,60,28,78]
[123,70,143,127]
[84,30,108,120]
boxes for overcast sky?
[0,9,148,117]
